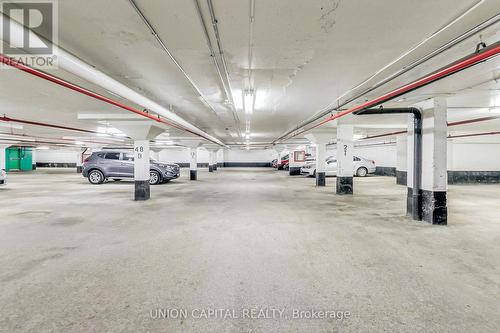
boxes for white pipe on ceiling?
[1,13,225,146]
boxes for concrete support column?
[420,98,448,224]
[76,151,83,173]
[396,135,407,185]
[204,147,219,172]
[288,148,303,176]
[274,145,284,170]
[31,148,37,170]
[134,140,151,201]
[190,148,198,180]
[305,131,333,187]
[315,143,327,186]
[213,150,218,171]
[336,125,354,195]
[0,145,7,170]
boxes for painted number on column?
[135,146,144,159]
[343,145,348,156]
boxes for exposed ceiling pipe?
[354,108,422,220]
[0,132,113,146]
[127,0,223,121]
[359,114,500,141]
[449,131,500,138]
[193,0,242,138]
[273,12,500,143]
[206,0,244,136]
[275,42,500,142]
[0,12,225,147]
[0,115,99,134]
[0,54,226,147]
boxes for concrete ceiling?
[0,0,499,148]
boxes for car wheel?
[88,170,104,184]
[356,167,368,177]
[149,170,161,185]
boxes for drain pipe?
[353,108,422,220]
[273,12,500,144]
[277,42,500,142]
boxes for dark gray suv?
[82,151,180,185]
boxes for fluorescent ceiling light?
[244,90,254,114]
[155,140,174,145]
[37,146,49,150]
[254,90,268,110]
[232,89,243,110]
[0,123,23,129]
[75,141,85,145]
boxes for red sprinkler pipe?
[0,115,99,134]
[281,42,500,141]
[360,114,500,141]
[0,55,221,145]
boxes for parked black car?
[82,151,180,185]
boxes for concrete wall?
[448,139,500,171]
[36,148,274,167]
[323,143,396,168]
[36,149,77,163]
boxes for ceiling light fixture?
[244,90,255,114]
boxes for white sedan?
[0,169,6,185]
[300,156,376,177]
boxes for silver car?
[300,156,376,177]
[82,151,180,185]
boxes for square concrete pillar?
[0,145,7,171]
[288,149,304,176]
[76,151,83,173]
[396,135,407,185]
[336,125,354,194]
[190,148,198,180]
[134,140,151,201]
[31,148,37,170]
[305,131,333,187]
[315,143,327,186]
[420,98,448,224]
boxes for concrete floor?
[0,168,499,333]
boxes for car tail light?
[84,157,90,163]
[371,160,375,164]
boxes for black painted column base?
[407,188,446,224]
[32,164,37,170]
[213,164,217,171]
[134,180,150,201]
[336,176,353,194]
[406,187,422,221]
[422,189,447,225]
[289,167,301,176]
[76,166,82,173]
[190,170,197,180]
[209,165,214,172]
[316,172,326,186]
[396,170,407,185]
